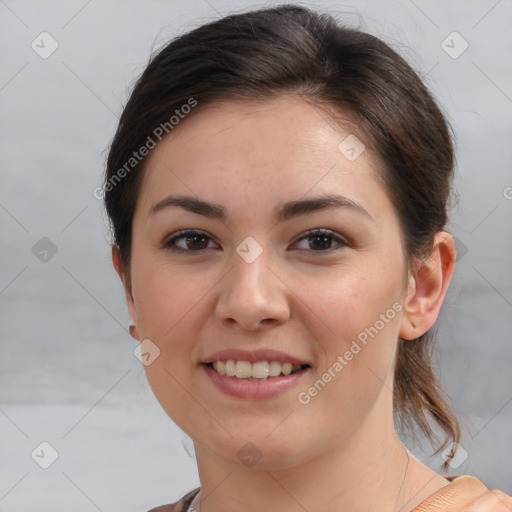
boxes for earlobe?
[112,245,141,341]
[399,232,456,341]
[129,322,139,339]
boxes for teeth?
[281,362,293,376]
[235,360,252,378]
[269,361,282,377]
[252,361,269,379]
[225,360,235,377]
[211,360,304,379]
[213,361,225,375]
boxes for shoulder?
[147,488,201,512]
[412,475,512,512]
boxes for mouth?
[201,359,311,399]
[203,360,311,381]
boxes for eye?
[292,228,349,254]
[161,230,218,253]
[161,228,349,255]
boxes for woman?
[102,5,512,512]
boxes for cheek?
[305,263,402,342]
[297,273,402,436]
[299,260,403,393]
[132,259,211,339]
[130,262,200,387]
[131,262,211,430]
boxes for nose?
[215,247,291,331]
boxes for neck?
[192,401,443,512]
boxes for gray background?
[0,0,511,510]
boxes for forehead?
[136,96,390,223]
[147,96,363,169]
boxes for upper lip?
[201,348,311,366]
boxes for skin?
[113,95,477,512]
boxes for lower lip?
[201,364,310,399]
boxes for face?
[125,96,410,470]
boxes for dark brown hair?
[104,4,460,468]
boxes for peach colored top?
[411,475,490,511]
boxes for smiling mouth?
[205,360,310,380]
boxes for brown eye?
[162,230,217,253]
[294,229,348,253]
[308,233,334,250]
[184,233,209,250]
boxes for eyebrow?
[148,194,372,222]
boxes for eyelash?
[161,228,349,255]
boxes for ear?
[112,244,140,340]
[399,231,456,340]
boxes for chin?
[206,431,309,470]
